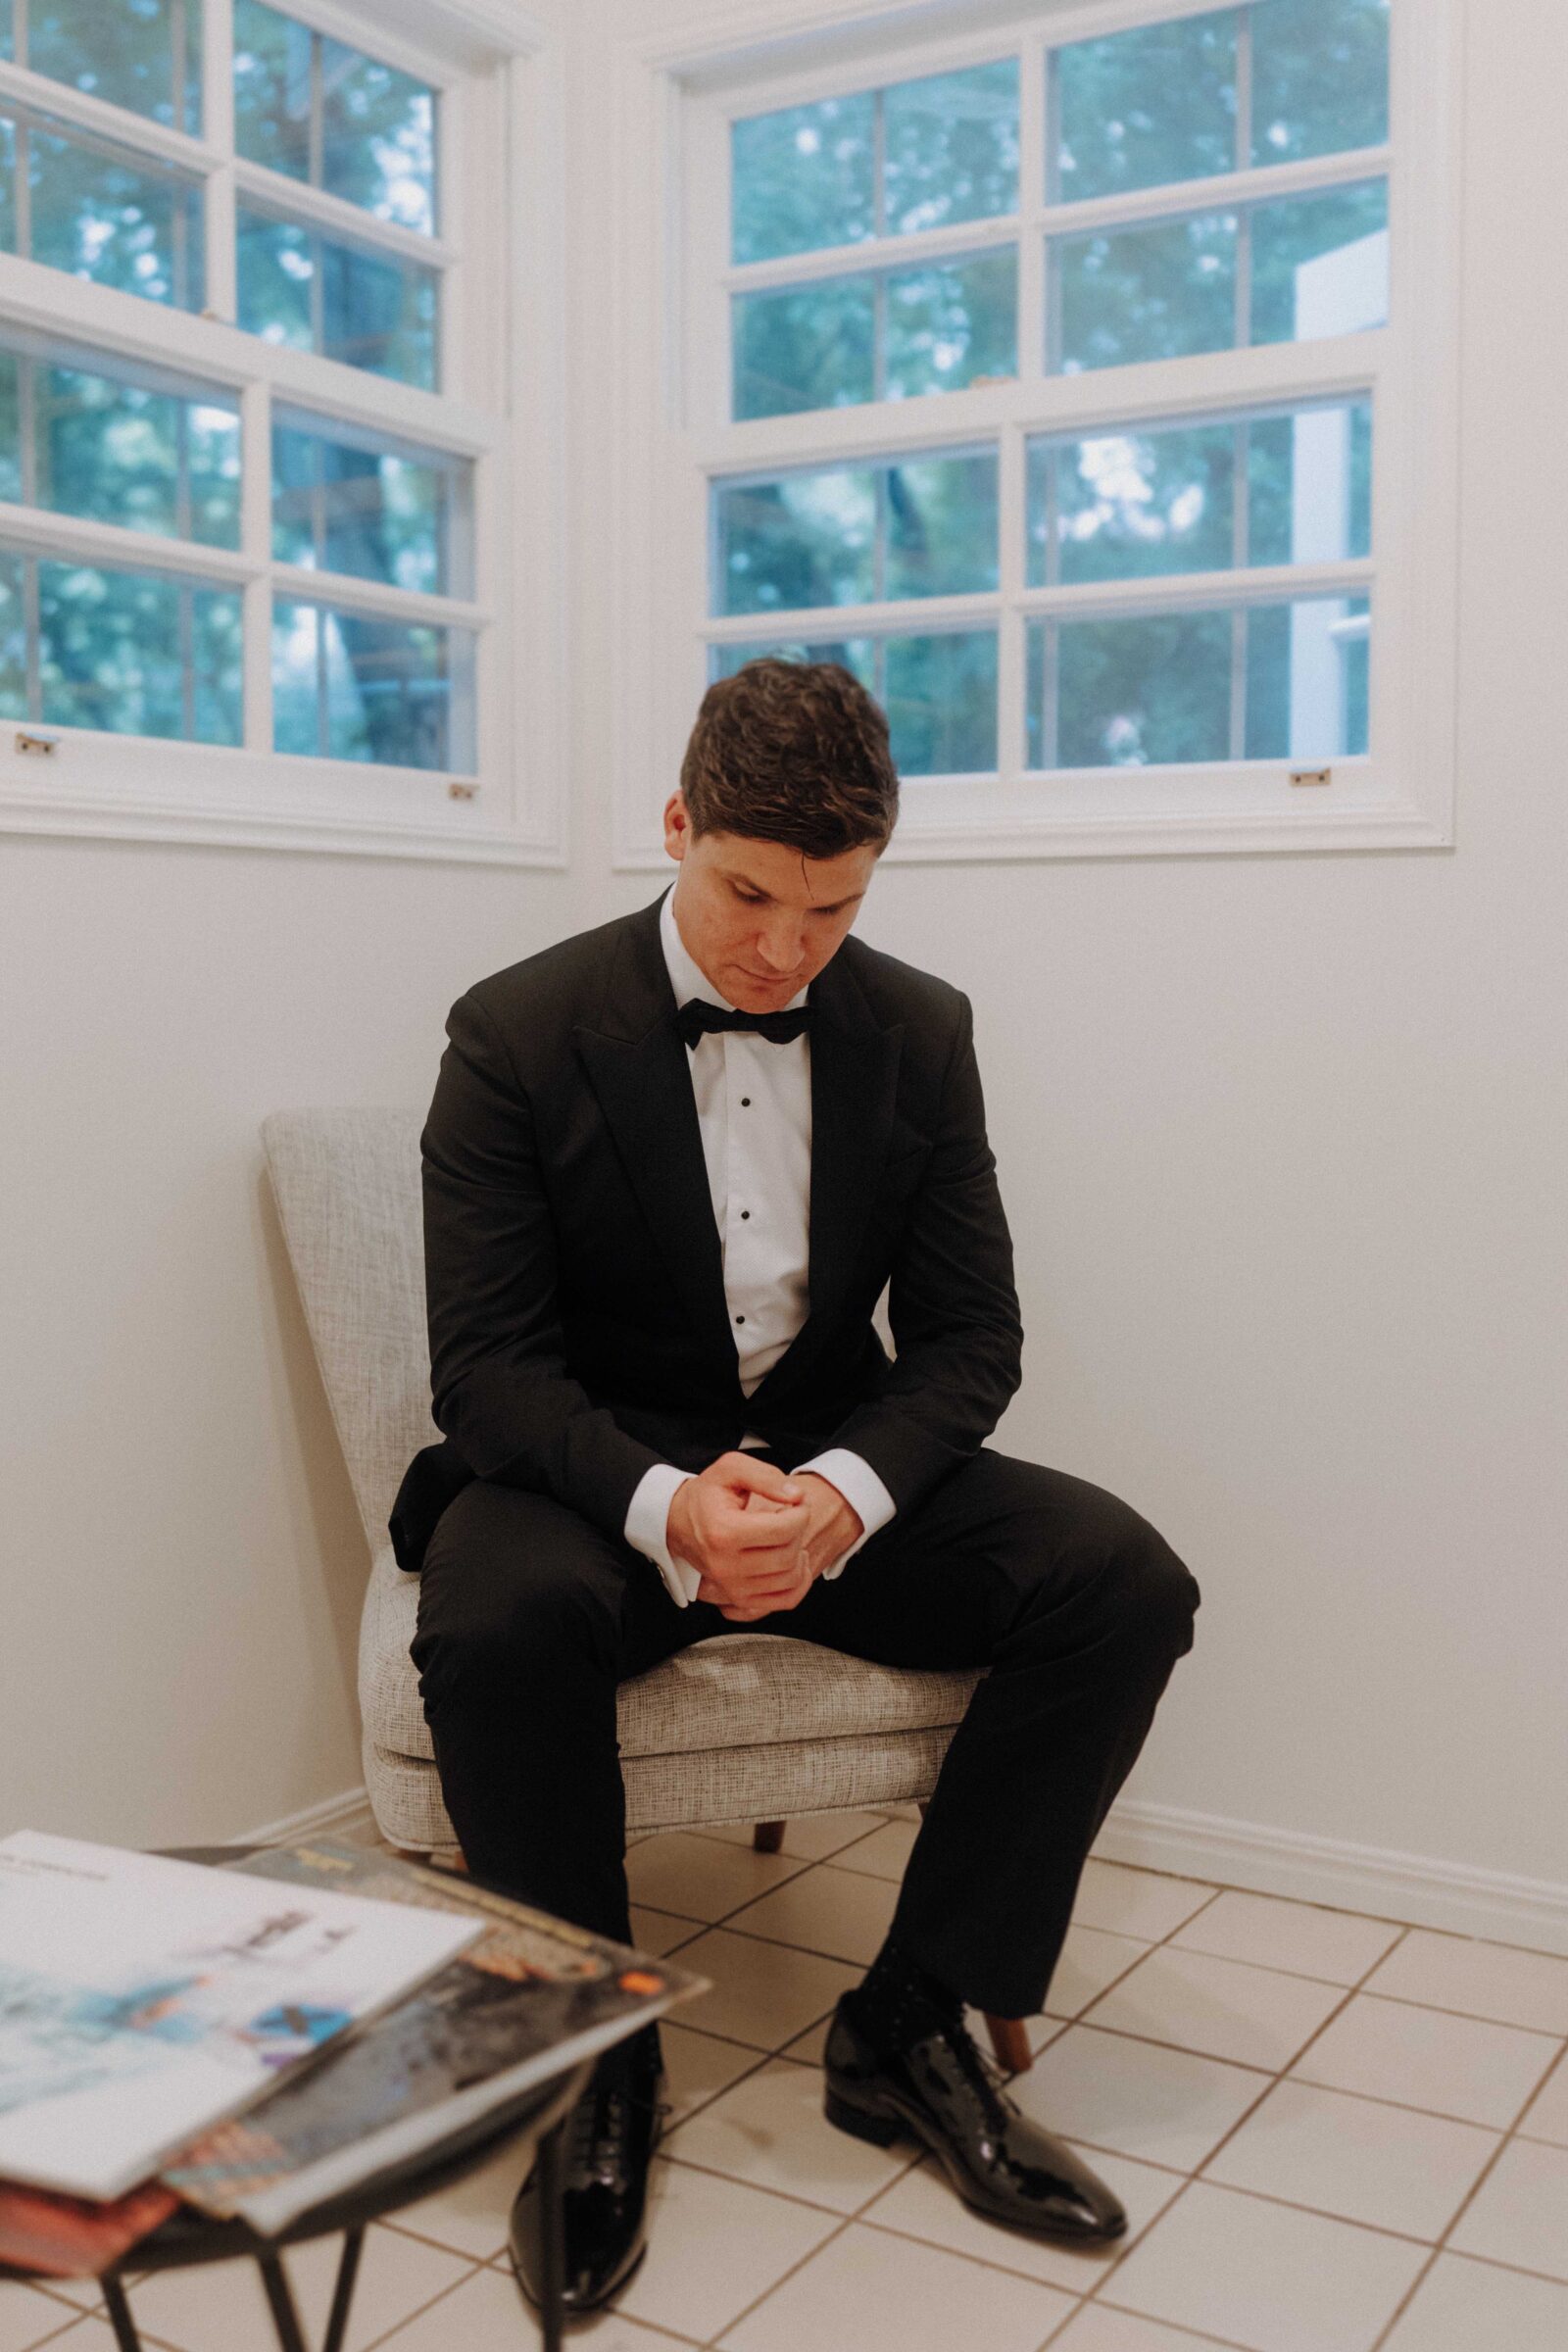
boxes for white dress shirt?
[622,887,896,1605]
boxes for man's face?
[662,792,879,1014]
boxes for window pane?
[714,468,878,614]
[1251,0,1390,166]
[272,597,473,770]
[1030,399,1373,584]
[322,236,437,385]
[21,121,203,308]
[1028,594,1370,767]
[883,629,996,772]
[271,418,468,596]
[731,94,875,264]
[1054,212,1237,372]
[883,60,1018,236]
[1248,399,1372,564]
[35,559,240,742]
[1052,179,1386,372]
[710,633,996,774]
[1246,595,1369,757]
[26,0,201,135]
[1053,12,1238,202]
[712,449,997,615]
[0,549,28,713]
[733,275,875,419]
[236,2,435,234]
[1250,181,1388,343]
[233,0,311,181]
[34,362,239,547]
[1046,609,1235,766]
[1030,421,1236,585]
[320,34,435,235]
[885,247,1016,398]
[885,453,998,598]
[238,210,439,388]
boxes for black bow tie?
[675,1000,812,1049]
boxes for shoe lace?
[935,2010,1018,2126]
[565,2079,667,2183]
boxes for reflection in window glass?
[882,62,1018,236]
[1054,11,1239,202]
[1026,595,1370,767]
[0,350,240,547]
[711,633,996,775]
[0,115,204,309]
[731,62,1017,265]
[1251,0,1390,166]
[272,418,469,596]
[238,210,438,388]
[731,93,874,265]
[1051,180,1386,372]
[735,249,1015,419]
[1028,399,1373,584]
[1250,181,1387,344]
[272,597,474,770]
[234,0,436,235]
[0,549,28,715]
[19,556,242,741]
[713,449,997,615]
[24,0,202,133]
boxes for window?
[0,0,560,862]
[618,0,1460,860]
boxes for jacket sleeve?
[817,992,1024,1516]
[420,989,666,1544]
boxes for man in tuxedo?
[396,658,1200,2316]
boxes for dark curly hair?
[680,659,899,857]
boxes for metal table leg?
[100,2275,145,2352]
[257,2250,313,2352]
[320,2228,365,2352]
[535,2114,567,2352]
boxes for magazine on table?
[0,1833,481,2201]
[162,1841,706,2237]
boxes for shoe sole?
[823,2086,1125,2247]
[508,2231,649,2318]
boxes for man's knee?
[413,1482,619,1698]
[1015,1484,1200,1659]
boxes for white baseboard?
[238,1786,378,1849]
[248,1783,1568,1960]
[1096,1798,1568,1959]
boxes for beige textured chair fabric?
[263,1107,982,1855]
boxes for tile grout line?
[1361,2046,1568,2351]
[1033,1913,1421,2344]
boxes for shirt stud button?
[740,1209,751,1219]
[740,1097,751,1107]
[735,1314,746,1325]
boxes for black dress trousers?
[411,1447,1200,2022]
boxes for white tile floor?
[9,1813,1568,2352]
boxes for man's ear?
[662,791,691,861]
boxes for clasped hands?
[665,1454,862,1622]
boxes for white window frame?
[0,0,566,866]
[608,0,1462,866]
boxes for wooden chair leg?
[753,1821,785,1854]
[983,2013,1034,2075]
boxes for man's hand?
[674,1465,863,1623]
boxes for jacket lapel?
[804,948,904,1327]
[573,899,738,1372]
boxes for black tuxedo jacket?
[389,894,1023,1574]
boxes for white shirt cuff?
[794,1448,896,1582]
[624,1462,701,1607]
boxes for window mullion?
[1016,30,1048,386]
[202,0,237,321]
[240,379,273,756]
[14,120,31,265]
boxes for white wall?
[3,0,1564,1937]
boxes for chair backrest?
[262,1107,435,1547]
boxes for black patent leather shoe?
[823,1993,1126,2244]
[509,2037,665,2315]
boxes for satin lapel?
[573,901,736,1368]
[806,951,903,1324]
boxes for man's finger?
[722,1502,808,1551]
[716,1453,803,1505]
